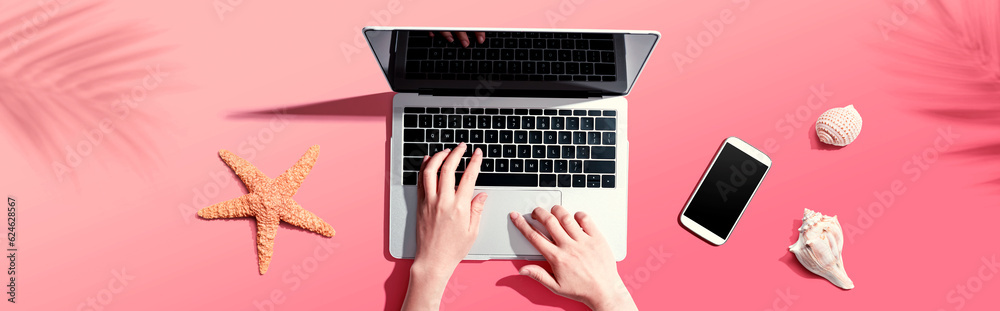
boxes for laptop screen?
[364,28,658,96]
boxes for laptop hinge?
[418,89,608,98]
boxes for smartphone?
[680,137,771,245]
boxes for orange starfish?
[198,145,335,274]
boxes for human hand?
[510,206,637,311]
[429,31,486,48]
[402,143,486,311]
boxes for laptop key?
[403,172,417,185]
[507,116,520,129]
[495,159,509,172]
[602,175,615,188]
[478,116,491,128]
[595,117,615,130]
[448,115,461,128]
[503,144,517,157]
[558,174,572,187]
[603,132,616,145]
[481,159,495,172]
[514,131,528,143]
[454,130,469,143]
[473,173,537,187]
[404,129,424,142]
[404,114,418,127]
[558,131,572,144]
[536,117,549,129]
[574,132,587,144]
[403,143,428,157]
[470,130,484,143]
[577,146,590,159]
[587,175,601,188]
[588,132,601,145]
[544,131,558,144]
[488,145,502,157]
[540,174,557,187]
[463,116,476,128]
[403,157,424,171]
[510,159,524,172]
[591,146,615,159]
[493,116,506,129]
[555,160,568,173]
[500,130,513,143]
[529,131,543,144]
[572,174,586,187]
[562,146,575,159]
[485,130,499,143]
[521,116,535,129]
[429,144,444,154]
[584,161,615,173]
[547,146,560,158]
[518,145,532,158]
[569,160,583,173]
[441,130,454,143]
[566,117,579,130]
[580,117,594,130]
[525,160,539,172]
[532,146,546,158]
[552,117,564,129]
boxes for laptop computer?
[364,27,659,260]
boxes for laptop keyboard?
[403,31,617,82]
[401,107,617,188]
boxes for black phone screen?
[683,143,769,239]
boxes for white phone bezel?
[679,137,771,245]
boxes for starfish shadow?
[225,92,403,308]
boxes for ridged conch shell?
[815,105,862,146]
[788,208,854,289]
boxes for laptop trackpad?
[467,190,562,258]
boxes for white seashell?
[788,208,855,289]
[815,105,862,146]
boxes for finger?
[456,147,483,201]
[428,31,435,37]
[438,143,466,198]
[575,211,604,238]
[551,205,585,241]
[519,265,560,293]
[439,31,454,42]
[469,192,488,233]
[455,32,470,47]
[510,212,557,255]
[422,149,450,200]
[474,32,486,43]
[416,155,429,197]
[533,207,572,245]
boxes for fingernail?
[423,155,429,159]
[459,142,465,146]
[461,39,469,47]
[509,212,519,220]
[445,148,451,152]
[446,37,454,42]
[475,148,482,155]
[479,193,488,202]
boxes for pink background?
[2,0,998,310]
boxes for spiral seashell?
[815,105,862,146]
[789,208,854,289]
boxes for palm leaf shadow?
[883,0,1000,185]
[0,0,171,185]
